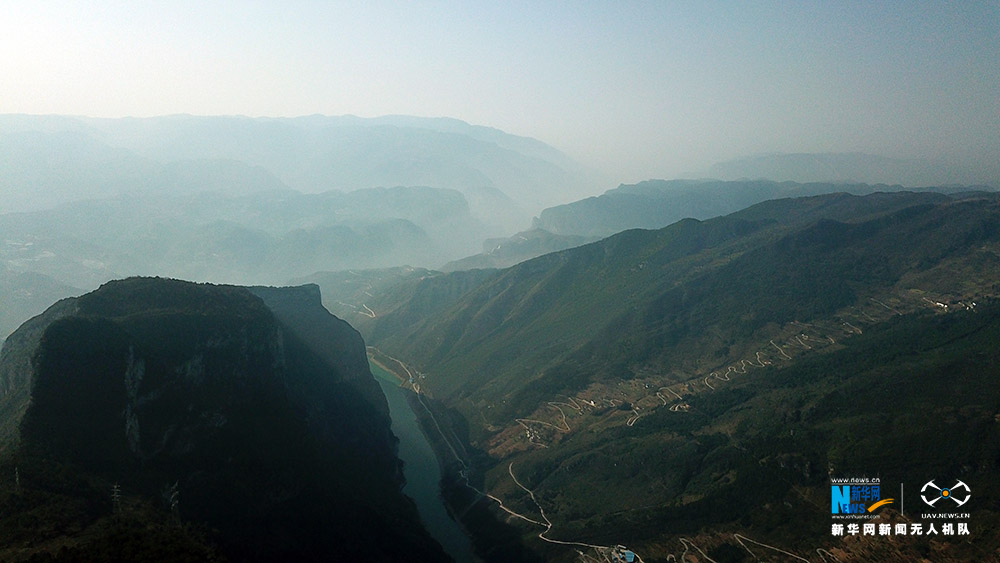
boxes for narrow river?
[371,361,477,563]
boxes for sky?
[2,1,998,183]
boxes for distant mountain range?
[705,152,1000,188]
[533,178,994,237]
[439,178,999,274]
[0,185,490,290]
[0,114,603,230]
[319,190,1000,561]
[3,179,995,344]
[0,278,449,561]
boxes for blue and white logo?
[831,478,889,515]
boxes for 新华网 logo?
[831,478,892,515]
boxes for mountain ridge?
[0,113,600,226]
[346,190,1000,561]
[533,179,993,237]
[705,151,1000,188]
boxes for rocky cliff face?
[0,277,448,562]
[0,296,77,448]
[248,283,389,417]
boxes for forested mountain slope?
[360,191,1000,561]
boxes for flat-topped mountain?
[0,277,449,562]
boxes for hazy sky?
[2,1,998,182]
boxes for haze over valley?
[2,2,999,562]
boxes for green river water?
[370,361,477,562]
